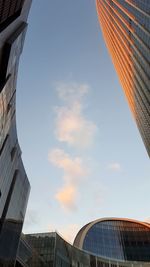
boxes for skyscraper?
[96,0,150,156]
[0,1,32,266]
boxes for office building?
[74,218,150,262]
[0,0,32,266]
[16,218,150,267]
[96,0,150,156]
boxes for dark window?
[10,146,16,161]
[0,134,9,156]
[0,0,25,32]
[0,22,27,88]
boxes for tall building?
[0,1,32,266]
[16,218,150,267]
[96,0,150,156]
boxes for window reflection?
[83,220,150,261]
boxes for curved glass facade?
[0,1,32,265]
[17,231,150,267]
[96,0,150,157]
[81,220,150,261]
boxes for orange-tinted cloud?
[49,82,97,211]
[48,149,87,211]
[55,185,77,211]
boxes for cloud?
[54,83,97,148]
[56,82,89,102]
[55,185,77,211]
[48,82,97,211]
[49,148,86,182]
[107,162,121,172]
[48,148,87,211]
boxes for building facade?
[0,1,32,266]
[16,225,150,267]
[96,0,150,156]
[74,218,150,262]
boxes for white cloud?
[56,82,89,102]
[49,148,86,182]
[107,162,121,171]
[54,83,97,148]
[48,82,97,211]
[48,148,87,211]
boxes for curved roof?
[73,217,150,249]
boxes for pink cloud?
[55,185,77,211]
[48,149,87,211]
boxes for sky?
[16,0,150,243]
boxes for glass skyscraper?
[96,0,150,156]
[0,1,32,266]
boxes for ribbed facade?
[96,0,150,157]
[16,230,150,267]
[74,218,150,262]
[0,0,25,32]
[0,0,32,266]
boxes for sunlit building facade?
[0,0,32,266]
[96,0,150,156]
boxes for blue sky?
[17,0,149,243]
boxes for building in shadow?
[17,218,150,267]
[0,1,32,266]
